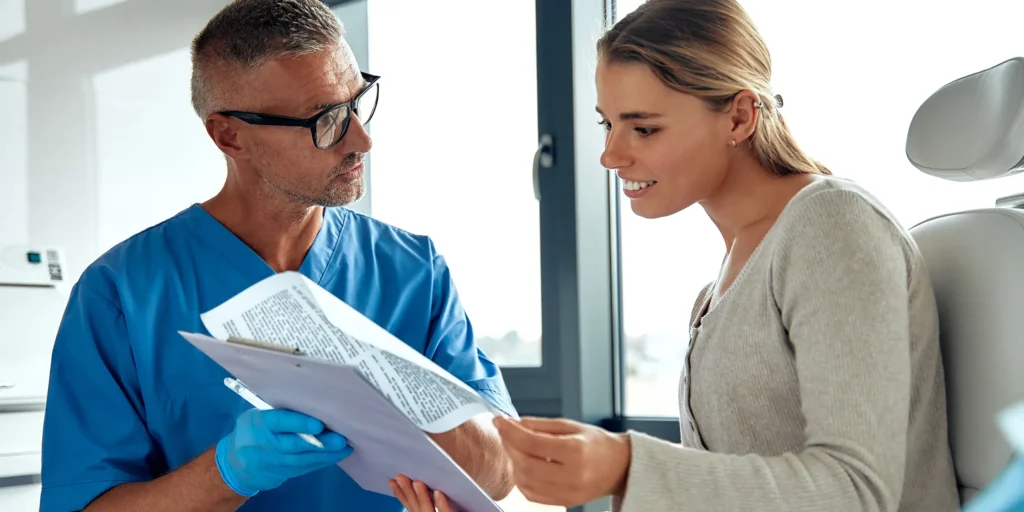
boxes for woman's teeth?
[623,180,656,191]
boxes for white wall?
[0,0,232,283]
[0,0,232,507]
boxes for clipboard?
[181,331,503,512]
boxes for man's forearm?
[430,416,514,500]
[85,448,247,512]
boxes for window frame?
[328,0,619,421]
[524,0,686,443]
[332,0,680,508]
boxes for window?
[0,61,28,243]
[615,0,1024,417]
[364,0,543,367]
[92,48,225,252]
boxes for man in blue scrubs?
[39,1,517,510]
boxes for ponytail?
[749,94,831,176]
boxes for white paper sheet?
[197,271,501,433]
[180,332,501,512]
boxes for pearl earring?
[730,139,737,148]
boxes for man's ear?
[206,113,247,160]
[727,90,760,144]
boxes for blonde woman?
[394,0,960,511]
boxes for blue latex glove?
[215,408,353,496]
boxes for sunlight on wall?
[0,61,28,244]
[91,48,224,253]
[73,0,129,15]
[0,0,25,42]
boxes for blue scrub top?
[39,204,517,512]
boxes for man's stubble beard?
[320,152,366,206]
[255,152,365,208]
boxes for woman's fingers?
[434,490,454,512]
[390,476,416,510]
[412,479,435,511]
[391,475,445,511]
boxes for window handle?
[533,134,554,201]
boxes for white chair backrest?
[905,56,1024,505]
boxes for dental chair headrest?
[906,57,1024,182]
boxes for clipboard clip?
[226,336,304,356]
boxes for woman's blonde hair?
[597,0,830,176]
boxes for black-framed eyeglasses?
[219,72,380,150]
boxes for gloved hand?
[215,408,353,496]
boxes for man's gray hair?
[190,0,344,119]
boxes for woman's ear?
[727,90,760,144]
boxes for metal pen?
[223,377,324,449]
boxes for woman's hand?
[493,416,632,507]
[389,474,453,512]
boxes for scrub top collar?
[180,203,347,285]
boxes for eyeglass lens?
[315,82,379,149]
